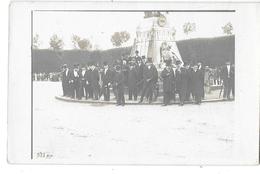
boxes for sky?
[33,11,236,50]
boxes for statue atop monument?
[131,11,183,67]
[144,11,162,18]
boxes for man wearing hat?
[121,58,129,87]
[161,59,175,106]
[136,58,145,96]
[61,64,70,97]
[184,61,193,101]
[113,65,125,106]
[85,63,93,99]
[190,64,203,104]
[221,61,235,100]
[78,65,88,100]
[89,63,100,100]
[127,61,138,101]
[139,57,158,104]
[101,62,113,101]
[134,50,142,62]
[197,61,205,99]
[69,64,80,99]
[175,60,188,106]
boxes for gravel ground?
[33,81,236,164]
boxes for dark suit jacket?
[128,67,138,89]
[101,69,113,86]
[161,68,175,92]
[143,64,158,84]
[114,71,125,88]
[175,67,188,92]
[79,69,88,85]
[69,70,80,85]
[136,63,144,82]
[190,70,203,96]
[62,69,70,83]
[90,68,100,88]
[221,66,234,80]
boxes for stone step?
[55,95,234,105]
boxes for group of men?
[61,51,235,106]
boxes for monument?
[131,11,183,67]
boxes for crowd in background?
[33,51,235,106]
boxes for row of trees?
[33,22,233,50]
[182,22,233,37]
[33,31,130,50]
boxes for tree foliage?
[33,34,41,49]
[72,34,92,50]
[222,22,233,35]
[183,22,196,36]
[49,34,64,51]
[110,31,130,47]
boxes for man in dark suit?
[191,64,203,104]
[101,62,113,101]
[161,60,175,106]
[113,65,125,106]
[221,61,235,100]
[69,64,80,99]
[79,66,88,100]
[121,58,129,87]
[185,62,193,101]
[61,64,70,97]
[133,50,141,63]
[139,58,158,104]
[136,58,145,96]
[85,64,93,99]
[175,60,189,106]
[197,61,205,99]
[127,61,138,101]
[90,63,100,100]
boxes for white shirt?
[227,65,231,77]
[74,70,79,77]
[82,70,86,76]
[104,68,108,75]
[65,69,69,76]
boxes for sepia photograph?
[30,9,239,164]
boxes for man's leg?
[227,78,232,100]
[107,87,110,101]
[133,87,138,101]
[129,89,133,100]
[121,88,125,106]
[139,83,148,103]
[148,85,153,104]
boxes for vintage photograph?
[32,10,236,163]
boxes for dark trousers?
[128,87,137,100]
[116,86,125,105]
[175,89,186,105]
[137,81,143,96]
[79,82,88,99]
[223,78,234,99]
[71,82,80,99]
[91,85,99,100]
[193,91,202,104]
[87,84,93,99]
[140,82,153,103]
[62,81,69,97]
[102,85,110,101]
[163,91,172,105]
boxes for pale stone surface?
[33,82,236,164]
